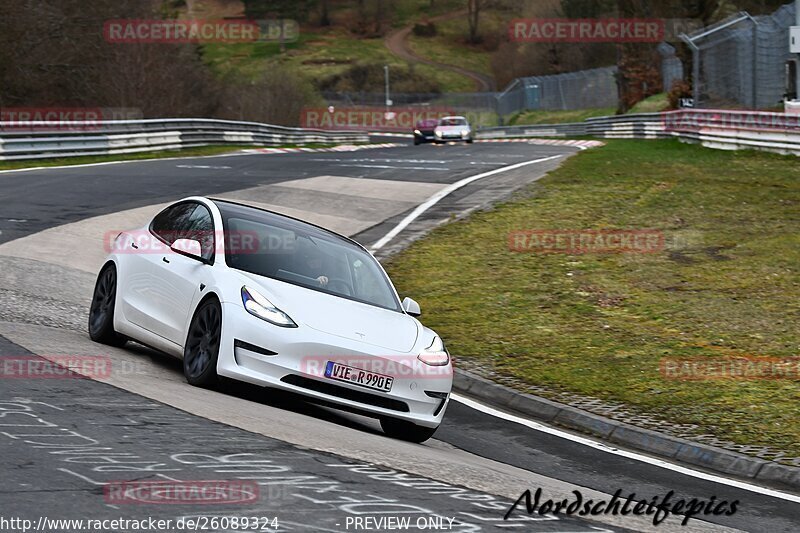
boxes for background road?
[0,139,797,532]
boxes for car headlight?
[418,336,450,366]
[461,129,470,137]
[435,130,442,137]
[414,129,422,135]
[241,286,297,328]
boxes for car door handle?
[162,257,170,264]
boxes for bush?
[667,80,693,110]
[317,63,441,94]
[215,68,319,126]
[412,22,437,37]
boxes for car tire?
[380,417,438,443]
[414,137,421,145]
[183,298,222,387]
[88,264,127,347]
[466,138,474,144]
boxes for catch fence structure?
[495,67,619,115]
[681,4,795,109]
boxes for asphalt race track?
[1,139,798,532]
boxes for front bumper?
[217,302,453,428]
[435,134,473,142]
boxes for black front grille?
[281,374,409,412]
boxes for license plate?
[324,361,394,392]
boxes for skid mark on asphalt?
[0,321,734,532]
[0,359,612,532]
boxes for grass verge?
[385,139,800,456]
[505,94,671,126]
[507,108,616,125]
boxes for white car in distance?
[433,116,474,144]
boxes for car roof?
[209,198,363,249]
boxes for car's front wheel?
[88,264,127,347]
[183,298,222,387]
[380,417,438,443]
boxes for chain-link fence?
[320,67,619,127]
[682,4,794,109]
[496,67,618,116]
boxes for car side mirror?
[171,238,205,262]
[402,297,421,317]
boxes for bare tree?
[467,0,483,44]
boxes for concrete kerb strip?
[452,369,800,491]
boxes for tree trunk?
[467,0,480,44]
[321,0,330,26]
[279,18,286,53]
[615,0,657,113]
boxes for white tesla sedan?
[89,197,452,442]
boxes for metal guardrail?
[477,109,800,156]
[0,118,370,161]
[477,122,588,139]
[6,111,800,159]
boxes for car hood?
[436,125,469,133]
[237,272,420,353]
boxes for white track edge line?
[0,151,259,175]
[0,143,400,175]
[369,155,563,251]
[451,393,800,503]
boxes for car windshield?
[217,202,400,312]
[439,118,467,126]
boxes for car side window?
[150,203,215,261]
[150,203,196,246]
[183,205,215,261]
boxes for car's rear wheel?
[88,264,127,347]
[380,417,438,443]
[184,299,222,387]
